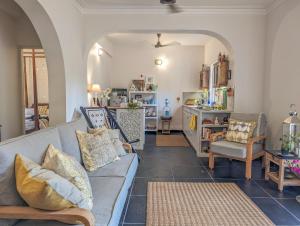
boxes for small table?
[161,116,172,134]
[265,149,300,191]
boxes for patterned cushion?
[89,127,127,157]
[42,145,93,210]
[225,119,257,144]
[15,154,88,211]
[85,108,109,128]
[76,130,120,171]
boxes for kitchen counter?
[182,105,231,157]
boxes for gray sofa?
[0,117,138,226]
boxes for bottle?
[163,98,171,118]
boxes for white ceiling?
[76,0,279,11]
[107,33,213,46]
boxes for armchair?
[208,113,267,180]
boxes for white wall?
[264,0,300,149]
[0,7,41,140]
[0,11,21,140]
[87,37,114,89]
[38,0,87,121]
[204,38,229,65]
[108,43,204,130]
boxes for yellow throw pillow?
[88,127,127,156]
[225,119,257,144]
[15,154,89,211]
[76,129,120,171]
[42,145,93,210]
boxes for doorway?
[21,48,49,133]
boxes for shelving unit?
[129,91,158,132]
[183,106,231,157]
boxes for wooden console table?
[265,150,300,192]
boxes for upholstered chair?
[208,113,267,180]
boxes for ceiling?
[76,0,280,12]
[107,33,213,46]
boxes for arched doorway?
[15,0,67,126]
[86,31,234,131]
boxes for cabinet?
[129,91,158,132]
[116,108,145,150]
[183,106,231,157]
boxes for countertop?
[183,105,232,113]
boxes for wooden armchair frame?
[0,206,95,226]
[208,133,266,180]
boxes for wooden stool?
[161,116,172,134]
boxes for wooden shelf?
[201,124,228,128]
[145,129,157,132]
[144,104,157,107]
[129,91,157,94]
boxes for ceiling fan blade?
[165,41,181,46]
[158,41,181,48]
[167,4,183,14]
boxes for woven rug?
[156,135,190,147]
[147,182,274,226]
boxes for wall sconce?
[155,58,163,65]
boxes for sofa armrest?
[209,131,226,142]
[123,143,132,153]
[0,206,95,226]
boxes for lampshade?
[90,84,101,93]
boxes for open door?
[21,49,49,134]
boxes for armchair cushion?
[230,112,267,137]
[210,140,263,159]
[225,119,256,144]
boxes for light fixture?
[88,83,101,106]
[90,84,101,93]
[155,58,163,65]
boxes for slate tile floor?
[119,134,300,226]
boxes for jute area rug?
[147,182,274,226]
[156,135,190,147]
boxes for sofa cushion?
[42,145,93,210]
[76,130,119,172]
[14,178,129,226]
[225,119,256,144]
[90,176,128,226]
[57,117,88,164]
[15,154,88,211]
[87,153,138,177]
[210,140,263,159]
[230,112,267,137]
[0,128,62,226]
[14,220,82,226]
[0,128,62,207]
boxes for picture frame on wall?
[132,80,145,91]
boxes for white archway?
[15,0,66,125]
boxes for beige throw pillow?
[76,129,120,171]
[88,127,127,156]
[42,144,93,210]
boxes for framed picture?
[132,80,145,91]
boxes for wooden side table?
[161,117,172,134]
[265,150,300,192]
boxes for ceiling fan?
[154,33,181,48]
[160,0,183,14]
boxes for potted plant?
[281,135,292,155]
